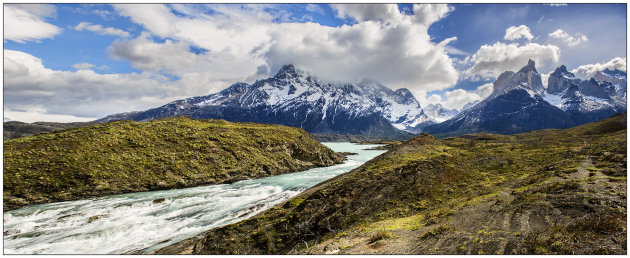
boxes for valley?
[153,114,626,255]
[3,142,386,254]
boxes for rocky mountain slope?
[424,60,626,137]
[424,60,575,137]
[3,117,344,210]
[154,114,626,255]
[98,65,427,139]
[544,66,626,125]
[423,103,459,123]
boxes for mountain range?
[98,65,431,139]
[424,60,626,137]
[91,61,625,139]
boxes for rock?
[153,198,166,204]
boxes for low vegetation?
[153,114,626,255]
[3,116,344,210]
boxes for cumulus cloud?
[72,62,95,70]
[113,4,459,97]
[333,4,400,22]
[504,25,534,41]
[6,4,462,122]
[465,42,561,79]
[424,83,494,110]
[4,4,61,43]
[74,22,130,38]
[411,3,454,26]
[4,50,231,122]
[570,57,627,80]
[548,29,587,47]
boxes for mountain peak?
[600,68,627,78]
[274,64,299,78]
[394,88,413,98]
[550,65,575,77]
[517,59,538,74]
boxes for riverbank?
[3,117,344,211]
[154,114,626,255]
[3,143,385,254]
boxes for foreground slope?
[155,114,626,255]
[3,117,344,210]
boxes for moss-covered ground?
[4,116,344,210]
[153,114,626,255]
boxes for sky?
[3,3,627,122]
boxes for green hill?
[154,114,626,255]
[3,117,344,210]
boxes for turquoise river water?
[3,142,385,254]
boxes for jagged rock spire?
[518,59,538,74]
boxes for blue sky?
[3,3,627,122]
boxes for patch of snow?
[542,93,564,108]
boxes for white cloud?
[4,110,96,123]
[4,4,61,43]
[72,62,95,70]
[445,83,493,110]
[548,29,588,47]
[10,4,56,17]
[74,22,130,38]
[570,57,627,80]
[5,4,462,122]
[4,50,227,122]
[424,83,493,111]
[475,83,494,99]
[547,4,568,7]
[333,4,400,22]
[504,25,534,41]
[540,72,552,88]
[305,4,324,14]
[410,3,454,26]
[113,4,459,96]
[465,42,561,79]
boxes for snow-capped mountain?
[544,66,626,125]
[99,65,430,137]
[423,103,459,123]
[593,68,627,99]
[424,59,626,137]
[424,60,577,137]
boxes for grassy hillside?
[154,114,626,255]
[3,117,344,210]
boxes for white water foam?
[3,142,385,254]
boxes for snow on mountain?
[99,65,429,137]
[423,103,459,123]
[593,68,627,99]
[426,59,627,137]
[551,68,627,124]
[424,60,577,137]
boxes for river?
[3,142,385,254]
